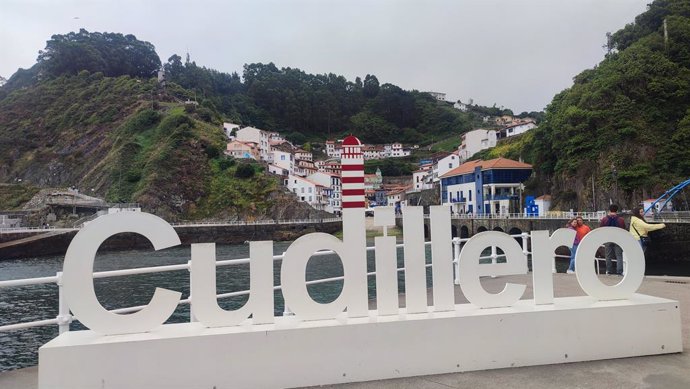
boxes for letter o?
[575,227,645,300]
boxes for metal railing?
[0,218,343,233]
[650,211,690,223]
[0,226,75,234]
[170,218,342,227]
[0,232,533,334]
[448,212,605,221]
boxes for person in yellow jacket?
[629,207,666,252]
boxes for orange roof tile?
[440,157,532,179]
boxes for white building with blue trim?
[440,158,532,216]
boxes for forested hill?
[161,60,487,145]
[511,0,690,211]
[1,29,531,146]
[1,29,519,219]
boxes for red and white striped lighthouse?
[339,134,368,317]
[340,135,365,209]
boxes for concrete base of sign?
[38,294,682,389]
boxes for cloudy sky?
[2,0,647,113]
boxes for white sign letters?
[61,208,647,335]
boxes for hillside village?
[223,106,543,217]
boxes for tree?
[235,163,256,179]
[36,29,161,78]
[363,74,380,98]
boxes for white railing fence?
[0,218,344,234]
[0,231,618,334]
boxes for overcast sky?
[1,0,648,113]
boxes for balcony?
[484,194,518,201]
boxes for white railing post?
[452,237,461,285]
[520,232,531,272]
[187,260,197,322]
[490,245,498,278]
[622,251,627,276]
[56,272,72,334]
[281,251,295,316]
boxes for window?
[281,155,285,161]
[308,187,312,193]
[469,190,472,201]
[301,188,305,193]
[448,163,452,169]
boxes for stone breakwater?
[0,220,342,260]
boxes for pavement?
[1,273,689,389]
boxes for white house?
[459,129,497,161]
[642,198,673,213]
[391,142,410,157]
[412,170,433,191]
[426,91,446,101]
[362,145,384,160]
[433,151,461,182]
[498,120,537,139]
[534,195,552,216]
[453,101,468,112]
[308,172,342,214]
[271,143,295,175]
[287,175,326,210]
[236,127,271,161]
[386,187,408,212]
[325,140,343,159]
[382,144,392,158]
[295,159,317,177]
[268,164,289,176]
[295,149,312,161]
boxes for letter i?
[402,206,427,313]
[374,207,399,316]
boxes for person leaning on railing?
[629,207,666,253]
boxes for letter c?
[62,212,182,335]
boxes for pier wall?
[0,221,342,260]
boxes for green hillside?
[0,70,284,220]
[520,0,690,211]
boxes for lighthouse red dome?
[342,135,361,146]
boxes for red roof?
[342,135,361,146]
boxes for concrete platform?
[2,273,689,389]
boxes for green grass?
[429,135,462,153]
[0,183,40,210]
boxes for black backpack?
[607,215,620,227]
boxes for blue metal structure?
[644,178,690,215]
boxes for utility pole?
[592,175,597,211]
[611,164,618,204]
[664,18,669,52]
